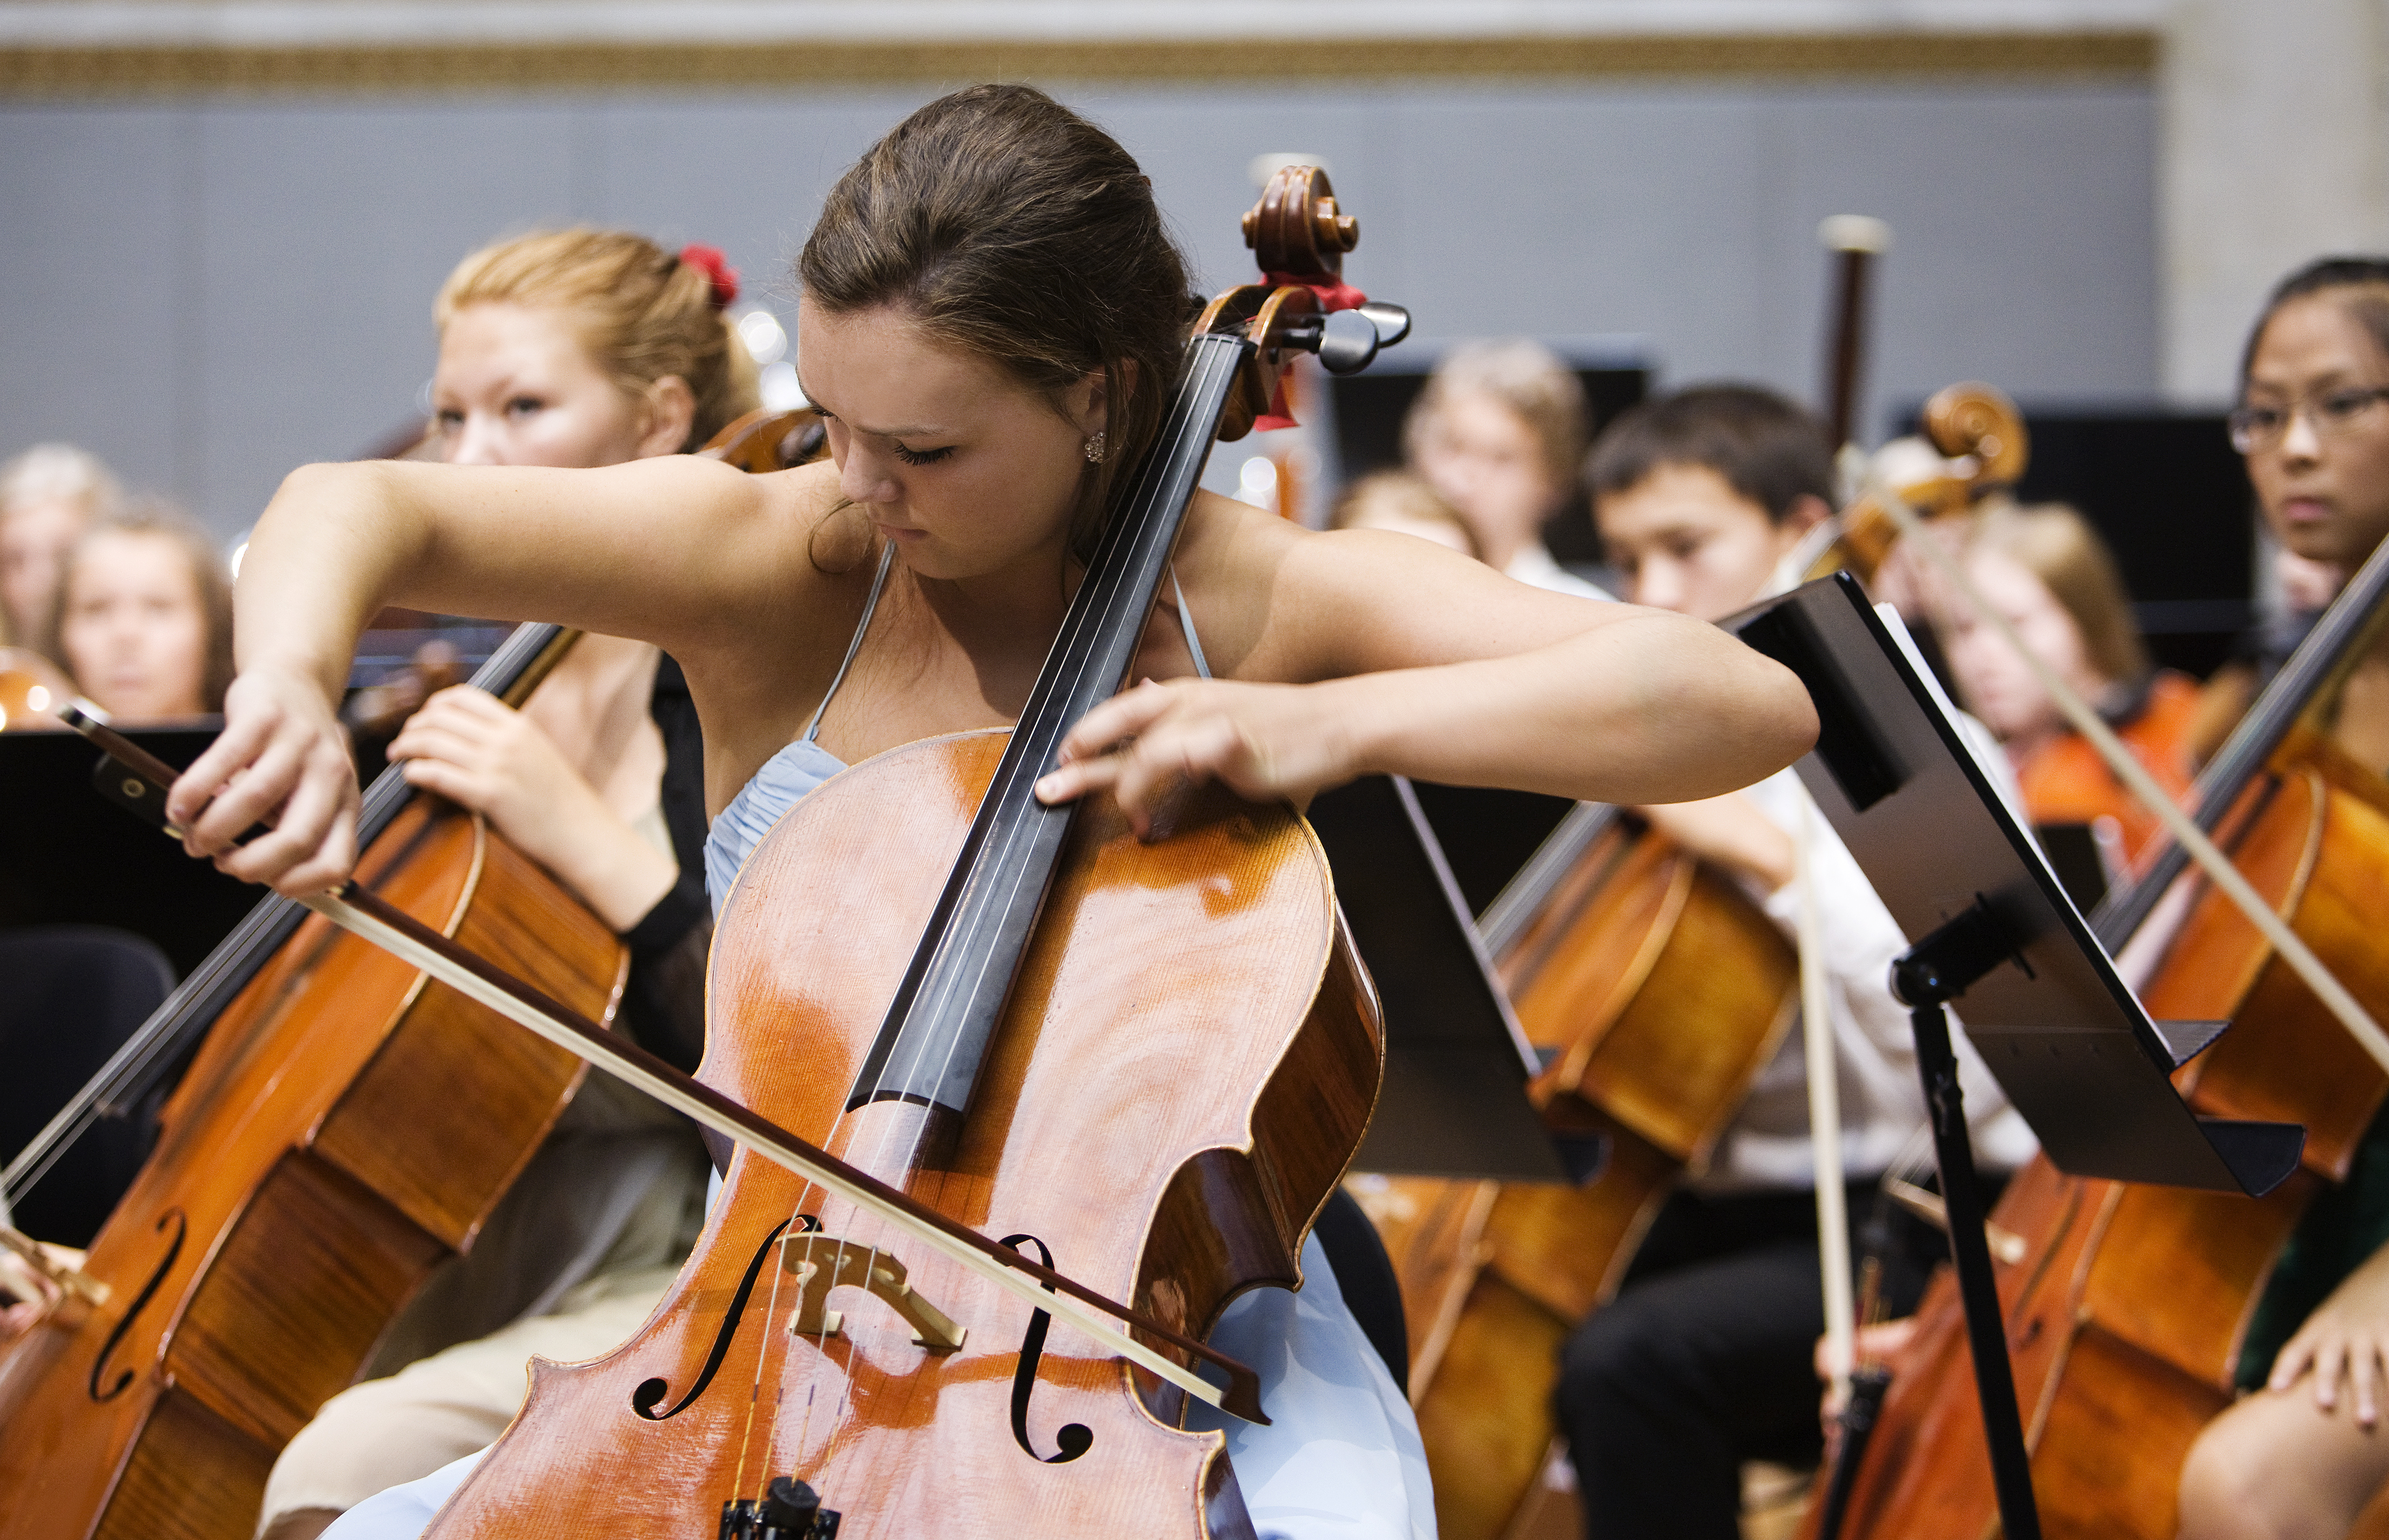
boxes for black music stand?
[0,723,262,976]
[1307,775,1592,1184]
[1726,574,2305,1540]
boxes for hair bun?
[679,244,740,309]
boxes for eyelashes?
[816,411,954,467]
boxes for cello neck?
[2094,529,2389,949]
[844,332,1257,1124]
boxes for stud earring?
[1084,432,1107,464]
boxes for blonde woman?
[254,228,757,1540]
[1937,501,2198,865]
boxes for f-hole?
[89,1208,184,1402]
[1000,1233,1092,1464]
[631,1215,814,1421]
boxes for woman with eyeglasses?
[2175,257,2389,1540]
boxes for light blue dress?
[324,552,1435,1540]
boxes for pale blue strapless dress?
[325,552,1436,1540]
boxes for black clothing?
[619,654,710,1074]
[1555,1184,1944,1540]
[1316,1185,1409,1395]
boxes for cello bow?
[53,705,1268,1424]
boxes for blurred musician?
[2177,257,2389,1540]
[1406,338,1609,598]
[253,226,756,1540]
[1329,468,1481,557]
[0,442,120,655]
[1936,501,2199,866]
[1,499,228,1249]
[1557,384,2033,1540]
[47,499,233,721]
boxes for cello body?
[0,800,619,1540]
[1365,817,1797,1540]
[1814,747,2389,1539]
[416,730,1382,1537]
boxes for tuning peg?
[1356,303,1411,348]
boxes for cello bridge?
[781,1232,966,1353]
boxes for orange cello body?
[1811,738,2389,1540]
[412,732,1381,1537]
[1360,814,1797,1540]
[0,799,619,1540]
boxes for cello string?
[843,340,1236,1425]
[736,1219,799,1498]
[876,340,1234,1168]
[744,346,1212,1482]
[881,340,1202,1116]
[895,339,1235,1118]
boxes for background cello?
[1807,465,2389,1540]
[1356,379,2030,1540]
[0,413,821,1540]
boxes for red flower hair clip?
[679,244,739,310]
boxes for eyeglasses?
[2228,385,2389,454]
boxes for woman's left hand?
[1036,677,1357,839]
[2267,1240,2389,1426]
[386,685,596,860]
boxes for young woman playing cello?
[2174,257,2389,1540]
[171,87,1814,1539]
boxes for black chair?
[1313,1185,1410,1395]
[0,925,173,1245]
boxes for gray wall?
[0,78,2156,538]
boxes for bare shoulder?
[1175,491,1628,684]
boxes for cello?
[1353,383,2029,1540]
[1806,456,2389,1540]
[0,414,820,1540]
[241,166,1399,1538]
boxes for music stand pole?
[1890,899,2043,1540]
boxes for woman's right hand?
[169,663,362,897]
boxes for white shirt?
[1695,727,2041,1192]
[1504,543,1614,601]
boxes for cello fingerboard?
[846,332,1255,1122]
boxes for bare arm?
[171,455,813,891]
[1041,506,1818,827]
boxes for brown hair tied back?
[799,84,1193,561]
[436,227,761,451]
